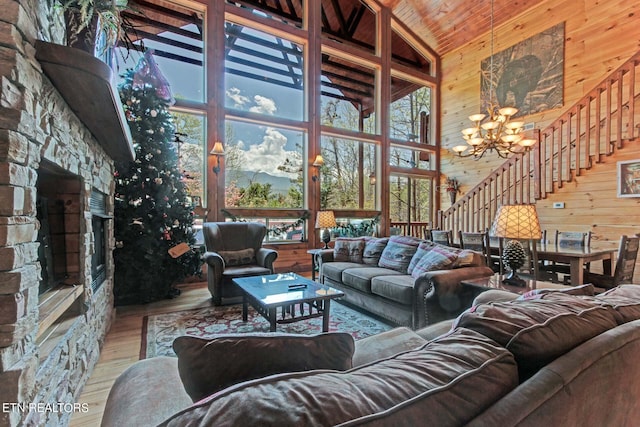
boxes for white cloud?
[242,128,297,178]
[226,87,249,108]
[249,95,277,115]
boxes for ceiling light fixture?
[452,0,537,159]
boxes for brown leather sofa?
[202,222,278,305]
[101,285,640,426]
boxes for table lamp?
[489,204,542,286]
[315,211,337,249]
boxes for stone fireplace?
[0,1,132,425]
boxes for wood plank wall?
[439,0,640,281]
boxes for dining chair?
[430,230,454,247]
[458,231,490,266]
[543,230,592,282]
[582,234,640,289]
[556,230,592,248]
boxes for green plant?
[59,0,128,51]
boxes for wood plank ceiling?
[377,0,548,55]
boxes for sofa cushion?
[162,328,518,427]
[595,285,640,323]
[333,238,365,263]
[222,264,271,278]
[342,267,402,293]
[410,245,459,278]
[173,333,355,402]
[218,248,255,266]
[378,235,422,273]
[371,275,415,305]
[321,261,364,284]
[362,237,389,265]
[455,292,619,381]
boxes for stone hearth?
[0,1,128,425]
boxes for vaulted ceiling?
[377,0,548,55]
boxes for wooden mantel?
[34,40,135,163]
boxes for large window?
[173,111,206,203]
[320,136,376,210]
[225,120,305,209]
[321,55,376,134]
[120,0,440,238]
[389,175,433,225]
[117,2,205,102]
[225,23,304,121]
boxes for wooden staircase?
[438,49,640,235]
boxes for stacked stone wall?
[0,1,116,425]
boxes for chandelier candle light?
[489,204,542,286]
[452,0,537,159]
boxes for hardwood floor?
[69,281,213,427]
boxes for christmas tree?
[114,51,202,305]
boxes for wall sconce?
[210,142,225,175]
[369,172,376,185]
[311,154,324,182]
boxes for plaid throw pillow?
[410,245,458,278]
[378,236,421,273]
[407,241,436,275]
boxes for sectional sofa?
[101,285,640,426]
[317,235,494,329]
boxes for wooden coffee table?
[233,273,345,332]
[461,273,573,295]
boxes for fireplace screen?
[91,189,110,292]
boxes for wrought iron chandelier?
[452,0,537,159]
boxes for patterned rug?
[141,302,394,358]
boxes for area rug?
[141,302,394,358]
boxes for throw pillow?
[333,238,365,263]
[452,249,477,268]
[378,235,422,273]
[407,241,436,275]
[217,248,255,266]
[173,332,355,402]
[362,237,389,265]
[410,245,458,278]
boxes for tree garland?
[221,209,310,236]
[333,215,380,237]
[220,211,380,238]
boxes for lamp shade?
[210,141,225,155]
[315,210,337,229]
[490,204,542,239]
[313,154,324,167]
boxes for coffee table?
[232,273,345,332]
[461,273,572,295]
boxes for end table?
[307,249,325,281]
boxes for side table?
[307,249,325,281]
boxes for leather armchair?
[202,222,278,305]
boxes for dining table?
[534,243,615,286]
[486,241,617,286]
